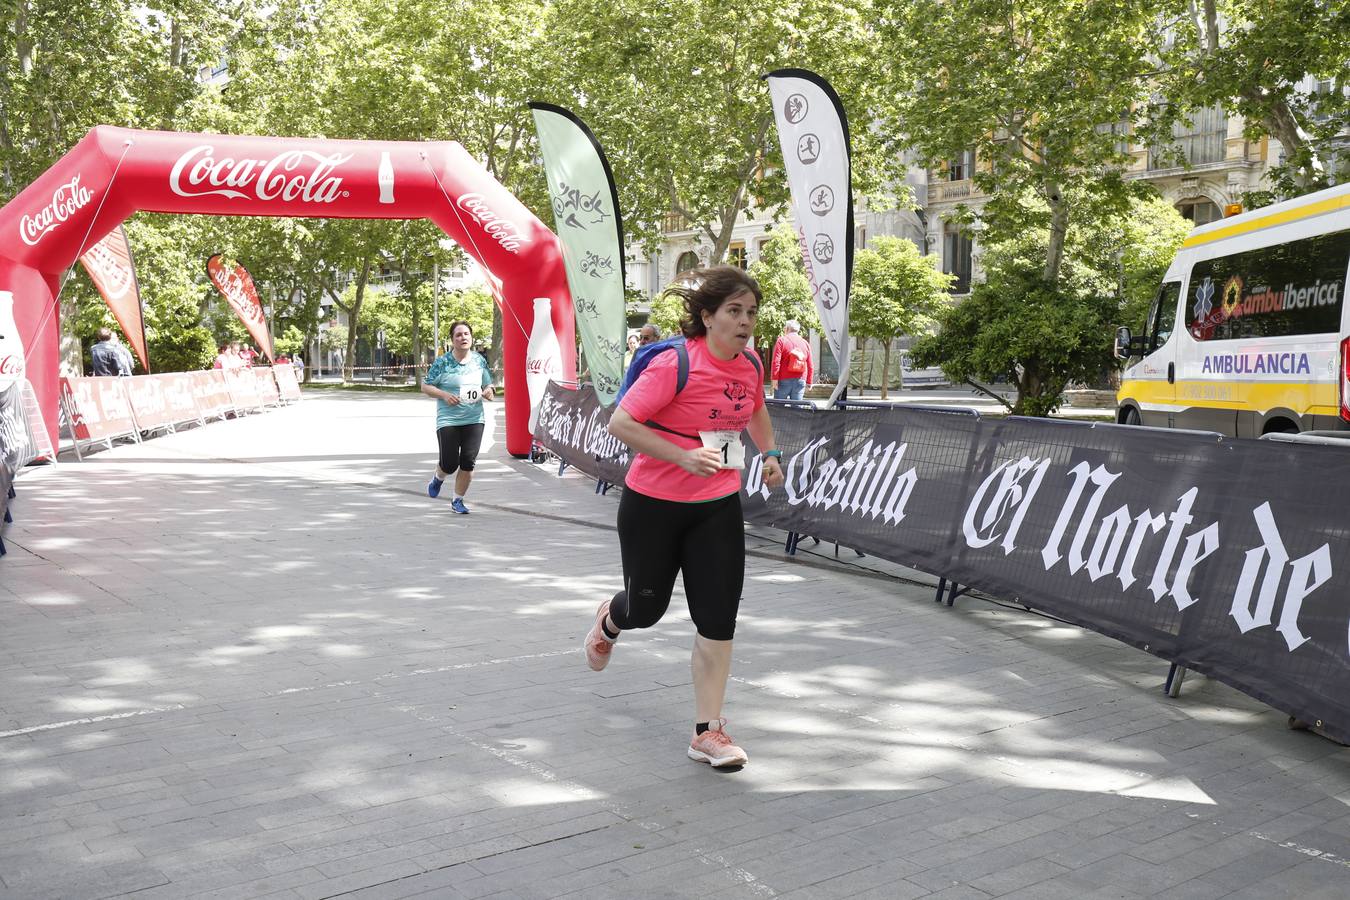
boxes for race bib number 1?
[459,384,482,404]
[700,430,746,469]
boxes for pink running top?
[619,336,765,502]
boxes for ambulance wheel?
[1121,407,1141,426]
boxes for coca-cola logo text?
[207,259,266,326]
[170,146,352,204]
[525,356,559,376]
[457,193,530,254]
[83,240,134,299]
[19,175,93,246]
[0,355,24,377]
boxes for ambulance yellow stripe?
[1181,193,1350,249]
[1120,379,1339,416]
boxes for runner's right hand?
[679,447,722,477]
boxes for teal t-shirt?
[426,351,492,427]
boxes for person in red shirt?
[583,266,785,768]
[771,320,813,400]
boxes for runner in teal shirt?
[421,321,494,514]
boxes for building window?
[947,150,974,181]
[943,223,972,294]
[855,226,866,250]
[727,242,747,270]
[1151,105,1227,168]
[1177,198,1221,225]
[1096,117,1132,157]
[675,251,699,274]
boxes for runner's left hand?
[762,456,784,489]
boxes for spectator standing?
[213,343,240,369]
[770,320,813,401]
[90,328,132,377]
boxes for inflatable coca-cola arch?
[0,126,576,457]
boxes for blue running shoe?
[427,477,444,498]
[450,498,470,515]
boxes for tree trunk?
[880,340,891,400]
[410,289,421,388]
[170,19,184,69]
[1195,0,1322,189]
[1254,92,1321,189]
[342,254,373,383]
[857,340,867,397]
[16,0,32,76]
[1042,179,1068,287]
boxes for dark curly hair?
[663,265,762,339]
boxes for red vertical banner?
[79,225,149,371]
[206,255,274,362]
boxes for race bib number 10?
[700,429,746,469]
[459,384,482,404]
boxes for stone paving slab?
[0,392,1347,899]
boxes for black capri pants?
[436,423,485,473]
[608,488,745,641]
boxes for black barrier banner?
[537,382,1350,742]
[534,383,629,486]
[0,380,36,474]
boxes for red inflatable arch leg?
[0,126,575,457]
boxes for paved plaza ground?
[1,392,1348,899]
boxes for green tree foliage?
[879,0,1160,286]
[0,0,235,192]
[747,225,819,351]
[1149,0,1350,198]
[912,193,1191,414]
[646,290,685,340]
[273,325,307,358]
[546,0,889,263]
[848,236,953,398]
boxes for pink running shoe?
[584,599,616,671]
[687,718,748,768]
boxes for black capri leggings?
[608,488,745,641]
[436,423,485,474]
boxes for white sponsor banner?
[765,69,853,387]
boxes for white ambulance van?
[1116,182,1350,436]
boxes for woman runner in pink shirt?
[584,266,785,768]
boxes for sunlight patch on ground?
[31,536,82,550]
[54,696,144,714]
[23,593,84,607]
[84,658,158,688]
[884,680,998,705]
[252,625,318,641]
[0,767,67,793]
[480,777,598,806]
[321,643,368,658]
[747,572,808,584]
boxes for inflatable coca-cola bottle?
[525,296,562,433]
[0,291,26,389]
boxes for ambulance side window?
[1150,282,1180,352]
